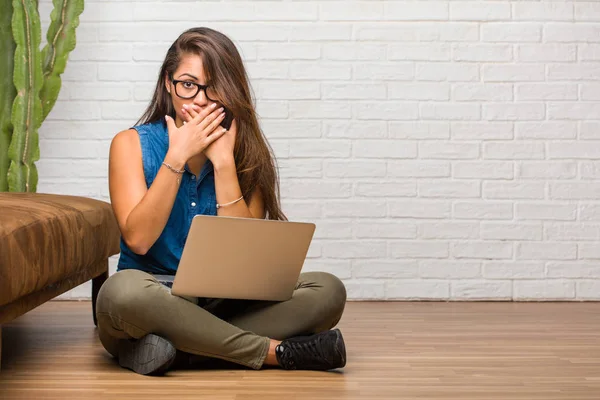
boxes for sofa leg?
[92,268,109,327]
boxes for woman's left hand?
[183,104,237,167]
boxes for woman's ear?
[165,74,171,94]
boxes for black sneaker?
[275,328,346,371]
[118,334,176,376]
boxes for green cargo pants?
[95,269,347,369]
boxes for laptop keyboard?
[159,279,174,289]
[152,274,175,289]
[151,273,214,306]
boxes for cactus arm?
[40,0,84,120]
[8,0,43,192]
[0,2,16,192]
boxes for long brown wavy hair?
[136,27,286,221]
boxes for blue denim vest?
[117,120,217,274]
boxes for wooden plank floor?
[1,301,600,399]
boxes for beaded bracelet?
[162,162,184,184]
[162,162,185,174]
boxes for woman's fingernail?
[218,107,224,112]
[183,104,188,109]
[211,103,217,108]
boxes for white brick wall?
[35,0,600,301]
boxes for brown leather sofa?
[0,193,121,365]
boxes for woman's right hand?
[164,103,227,164]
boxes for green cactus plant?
[0,5,16,192]
[1,0,84,192]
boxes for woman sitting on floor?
[96,27,347,376]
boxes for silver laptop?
[168,215,315,301]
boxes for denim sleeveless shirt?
[117,120,217,274]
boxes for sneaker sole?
[118,334,176,376]
[333,329,347,369]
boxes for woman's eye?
[183,82,194,88]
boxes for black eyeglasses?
[169,75,218,101]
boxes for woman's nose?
[193,89,209,106]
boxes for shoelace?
[281,335,329,369]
